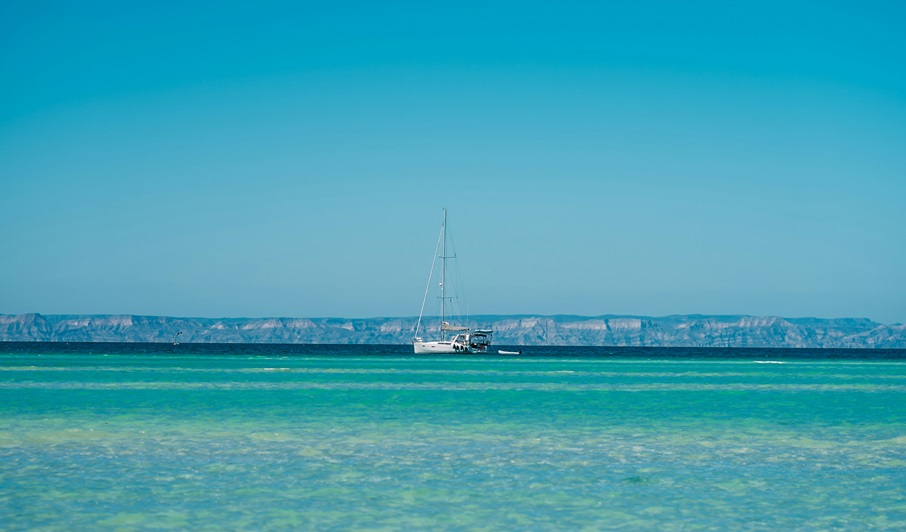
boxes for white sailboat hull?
[414,341,457,354]
[413,341,488,354]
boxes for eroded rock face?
[2,313,903,347]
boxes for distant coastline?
[1,313,903,348]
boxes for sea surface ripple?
[1,343,904,529]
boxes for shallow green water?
[1,348,905,529]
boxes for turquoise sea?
[2,343,905,530]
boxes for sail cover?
[441,322,470,331]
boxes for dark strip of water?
[1,342,904,360]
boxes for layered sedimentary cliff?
[1,313,903,347]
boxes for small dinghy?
[498,350,521,355]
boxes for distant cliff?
[1,313,904,348]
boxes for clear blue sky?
[2,1,904,323]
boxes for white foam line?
[1,382,904,393]
[2,367,903,382]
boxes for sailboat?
[413,209,493,354]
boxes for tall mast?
[441,208,447,341]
